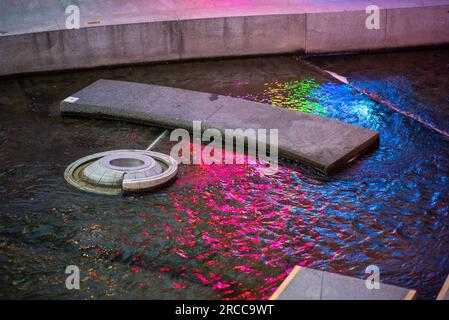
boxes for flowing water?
[0,50,448,299]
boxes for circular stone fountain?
[64,150,178,195]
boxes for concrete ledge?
[59,79,379,175]
[1,0,449,76]
[178,14,305,59]
[386,5,449,48]
[306,9,388,54]
[0,21,181,75]
[270,266,416,300]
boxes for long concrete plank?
[60,79,379,175]
[270,266,416,300]
[1,0,449,76]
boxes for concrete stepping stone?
[60,79,379,174]
[437,275,449,300]
[270,266,416,300]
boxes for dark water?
[309,48,449,137]
[0,52,448,299]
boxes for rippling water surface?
[0,52,448,299]
[309,49,449,136]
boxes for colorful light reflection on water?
[258,79,327,116]
[75,79,448,300]
[158,79,448,299]
[1,55,448,300]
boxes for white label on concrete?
[64,96,79,103]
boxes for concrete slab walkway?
[1,0,449,76]
[60,79,379,175]
[270,266,416,300]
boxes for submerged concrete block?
[203,96,378,173]
[271,266,416,300]
[61,79,223,130]
[60,79,379,175]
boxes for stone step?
[270,266,416,300]
[60,79,379,175]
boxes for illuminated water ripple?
[1,56,448,299]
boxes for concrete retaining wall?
[1,1,448,76]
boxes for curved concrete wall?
[60,79,380,175]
